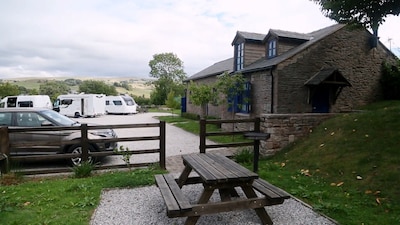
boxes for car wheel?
[68,144,96,166]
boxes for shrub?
[381,60,400,100]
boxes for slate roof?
[186,24,346,81]
[231,31,266,45]
[304,68,352,86]
[240,24,346,73]
[267,29,312,41]
[184,58,233,81]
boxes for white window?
[268,39,277,58]
[236,42,244,70]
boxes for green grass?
[2,100,399,225]
[0,169,163,225]
[157,115,247,143]
[250,100,400,225]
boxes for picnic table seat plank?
[155,174,192,217]
[252,178,290,204]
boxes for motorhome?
[53,94,106,118]
[0,95,52,109]
[105,95,138,114]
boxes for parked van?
[53,94,106,118]
[105,95,138,114]
[0,95,52,109]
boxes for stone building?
[183,24,398,153]
[184,23,397,117]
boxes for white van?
[105,95,138,114]
[53,93,106,118]
[0,95,52,109]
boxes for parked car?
[0,108,118,165]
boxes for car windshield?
[40,109,79,126]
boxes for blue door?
[181,97,186,113]
[312,88,330,113]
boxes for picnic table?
[155,152,290,225]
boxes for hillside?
[257,100,400,224]
[1,77,154,98]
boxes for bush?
[381,61,400,100]
[72,161,94,178]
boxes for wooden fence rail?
[199,117,270,172]
[0,121,166,175]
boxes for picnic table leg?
[184,185,215,225]
[177,165,192,188]
[241,184,273,225]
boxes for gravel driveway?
[83,113,336,225]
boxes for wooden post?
[81,124,89,162]
[254,118,260,173]
[159,121,166,170]
[0,127,10,174]
[199,119,206,153]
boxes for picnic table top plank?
[182,153,258,184]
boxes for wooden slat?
[155,174,192,218]
[182,154,217,183]
[207,153,258,179]
[155,174,180,214]
[191,154,229,182]
[163,174,192,212]
[253,178,290,199]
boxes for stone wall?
[232,113,333,155]
[275,26,397,113]
[259,113,333,155]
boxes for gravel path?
[83,113,337,225]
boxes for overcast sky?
[1,0,399,79]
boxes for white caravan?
[54,94,106,118]
[0,95,52,109]
[105,95,138,114]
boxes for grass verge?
[0,169,163,225]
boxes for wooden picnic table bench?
[155,152,290,225]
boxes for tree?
[216,72,247,119]
[188,81,217,118]
[312,0,400,45]
[165,91,180,110]
[148,52,187,105]
[39,81,70,101]
[78,80,118,96]
[0,82,20,98]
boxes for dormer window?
[236,42,244,70]
[268,39,277,58]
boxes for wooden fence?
[199,117,270,172]
[0,121,166,175]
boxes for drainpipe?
[269,67,275,113]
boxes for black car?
[0,108,117,165]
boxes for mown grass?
[0,169,163,225]
[157,115,248,143]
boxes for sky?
[1,0,399,79]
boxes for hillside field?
[1,77,154,98]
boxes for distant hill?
[1,77,154,98]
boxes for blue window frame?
[228,81,251,113]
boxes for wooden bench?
[155,174,192,218]
[252,178,291,205]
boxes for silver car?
[0,108,117,165]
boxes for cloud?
[0,0,398,79]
